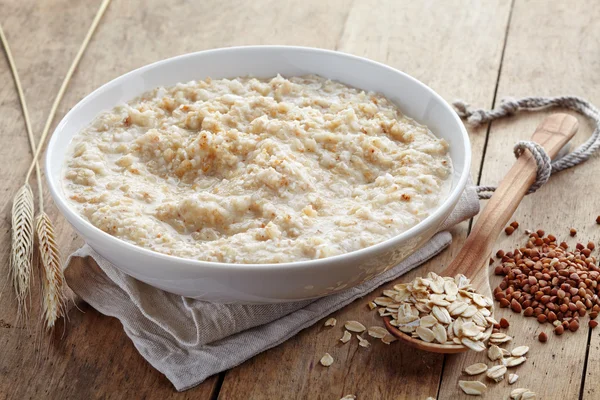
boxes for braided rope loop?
[453,96,600,200]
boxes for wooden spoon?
[384,113,579,353]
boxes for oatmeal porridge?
[63,75,452,263]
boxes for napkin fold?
[65,184,480,391]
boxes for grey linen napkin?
[64,184,479,392]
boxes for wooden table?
[1,0,599,398]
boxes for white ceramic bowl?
[46,46,470,303]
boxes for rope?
[453,96,600,199]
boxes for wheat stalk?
[0,23,66,328]
[2,0,112,328]
[2,23,38,320]
[2,22,49,326]
[11,184,35,317]
[24,0,112,182]
[35,213,66,329]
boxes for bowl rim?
[46,45,471,273]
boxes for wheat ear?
[27,0,110,329]
[35,212,66,329]
[11,184,35,318]
[2,0,111,328]
[1,22,41,323]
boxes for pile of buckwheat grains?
[493,223,600,339]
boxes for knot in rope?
[452,99,519,127]
[513,141,552,194]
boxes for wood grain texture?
[2,0,598,399]
[438,1,600,399]
[218,1,512,398]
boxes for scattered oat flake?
[430,294,451,306]
[431,323,447,343]
[381,334,397,344]
[505,356,527,367]
[487,344,503,361]
[324,318,337,327]
[340,330,352,343]
[511,346,529,357]
[458,380,487,396]
[415,302,431,314]
[430,279,445,294]
[340,396,356,400]
[393,283,407,292]
[345,321,366,332]
[489,333,512,344]
[357,335,370,348]
[471,311,487,327]
[368,326,388,339]
[486,365,507,382]
[461,337,486,352]
[461,305,478,318]
[320,353,334,367]
[448,301,468,317]
[367,301,377,310]
[432,305,452,324]
[464,363,487,375]
[508,374,519,384]
[416,326,435,342]
[420,315,438,328]
[510,388,530,399]
[397,319,419,333]
[444,280,459,296]
[461,321,480,337]
[374,297,394,307]
[472,294,488,307]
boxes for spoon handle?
[442,114,578,287]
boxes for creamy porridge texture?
[63,75,452,263]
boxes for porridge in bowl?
[63,75,452,264]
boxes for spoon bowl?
[383,316,494,353]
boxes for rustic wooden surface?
[0,0,598,399]
[438,1,600,399]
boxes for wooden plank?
[218,1,512,398]
[0,0,357,397]
[0,0,245,397]
[438,0,600,399]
